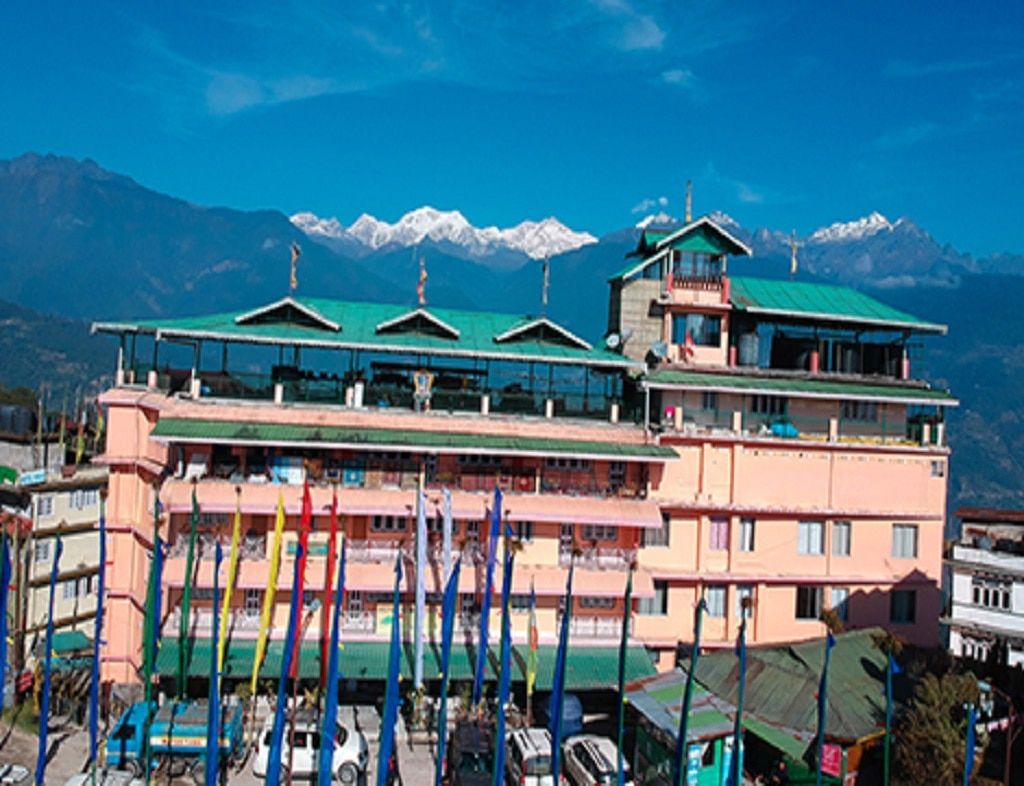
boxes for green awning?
[730,277,946,333]
[156,638,655,691]
[51,629,91,654]
[150,417,678,461]
[643,369,956,406]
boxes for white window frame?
[798,521,824,555]
[795,586,823,620]
[33,540,51,564]
[371,515,407,533]
[892,524,918,559]
[830,587,850,621]
[709,517,729,551]
[739,518,755,553]
[832,521,851,557]
[736,585,753,618]
[581,524,616,542]
[705,586,727,618]
[36,495,54,518]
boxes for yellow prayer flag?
[250,492,286,694]
[218,491,243,672]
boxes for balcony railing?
[341,610,376,633]
[565,615,634,638]
[669,273,724,291]
[167,533,267,560]
[559,547,637,570]
[347,539,410,563]
[165,607,262,633]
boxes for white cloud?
[661,67,695,87]
[620,15,666,51]
[631,195,670,214]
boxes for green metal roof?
[156,638,654,690]
[612,218,753,282]
[730,277,946,333]
[94,296,636,369]
[643,369,957,406]
[150,417,678,460]
[627,669,734,743]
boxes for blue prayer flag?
[318,540,347,786]
[472,487,502,705]
[204,541,223,786]
[377,556,404,786]
[88,509,106,769]
[435,559,462,786]
[491,549,515,786]
[0,535,11,712]
[35,538,63,786]
[549,562,574,783]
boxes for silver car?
[562,735,633,786]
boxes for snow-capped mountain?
[807,211,896,244]
[291,206,597,261]
[635,211,677,229]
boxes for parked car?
[64,773,141,786]
[253,710,369,784]
[563,735,633,786]
[507,728,560,786]
[444,720,493,786]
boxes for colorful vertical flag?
[318,537,347,786]
[290,242,301,292]
[441,487,453,582]
[265,542,306,786]
[616,569,634,786]
[252,492,286,694]
[34,538,63,786]
[525,581,538,708]
[178,487,200,697]
[290,480,313,680]
[434,558,462,786]
[205,541,223,786]
[491,548,516,786]
[88,502,107,771]
[815,631,837,786]
[416,256,428,305]
[549,561,575,784]
[74,412,86,465]
[0,534,10,711]
[377,556,404,786]
[414,489,428,688]
[883,654,901,786]
[673,597,706,786]
[728,616,747,786]
[218,490,243,673]
[963,702,976,786]
[320,488,340,689]
[472,487,503,705]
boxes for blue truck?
[106,700,245,783]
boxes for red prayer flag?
[319,489,339,687]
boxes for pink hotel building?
[93,216,955,687]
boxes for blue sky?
[2,1,1022,254]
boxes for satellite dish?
[605,333,621,349]
[651,341,668,360]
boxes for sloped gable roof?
[234,297,341,332]
[375,308,461,340]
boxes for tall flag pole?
[265,543,305,786]
[549,559,575,784]
[88,497,107,783]
[673,597,706,786]
[616,568,634,786]
[218,487,243,673]
[318,536,347,786]
[441,488,453,583]
[34,537,63,786]
[252,492,286,694]
[729,613,748,786]
[963,702,976,786]
[434,559,462,786]
[883,654,901,786]
[205,541,223,786]
[416,255,428,305]
[178,486,200,697]
[320,487,340,690]
[491,541,516,786]
[472,487,503,705]
[290,480,313,680]
[0,534,10,714]
[141,494,164,786]
[377,556,404,786]
[525,581,538,726]
[414,487,427,688]
[815,631,837,786]
[289,242,301,293]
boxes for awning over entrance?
[155,637,655,691]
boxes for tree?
[895,672,982,786]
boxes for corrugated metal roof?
[730,277,946,333]
[643,369,956,405]
[149,417,678,460]
[626,669,734,743]
[93,296,635,369]
[156,638,654,690]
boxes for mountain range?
[0,151,1022,510]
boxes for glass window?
[579,596,615,610]
[931,460,945,478]
[832,522,851,557]
[890,590,916,624]
[36,495,54,518]
[971,577,1012,610]
[705,586,727,618]
[830,587,849,621]
[751,395,787,416]
[795,587,823,620]
[62,580,77,600]
[701,391,718,411]
[582,524,616,542]
[638,581,668,616]
[671,314,722,347]
[34,541,51,563]
[371,515,407,532]
[841,400,878,421]
[739,518,756,552]
[709,518,729,551]
[892,524,918,558]
[244,588,261,614]
[798,521,824,555]
[644,514,670,548]
[510,594,531,613]
[736,585,753,618]
[514,521,534,542]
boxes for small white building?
[946,507,1024,668]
